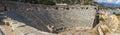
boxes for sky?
[93,0,120,7]
[93,0,120,4]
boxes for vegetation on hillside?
[7,0,79,5]
[5,0,120,9]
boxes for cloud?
[106,0,114,3]
[93,0,104,3]
[93,0,120,7]
[116,0,120,4]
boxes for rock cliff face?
[0,1,97,34]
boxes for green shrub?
[99,17,105,21]
[115,14,120,16]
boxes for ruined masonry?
[0,1,97,35]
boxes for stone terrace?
[0,1,97,34]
